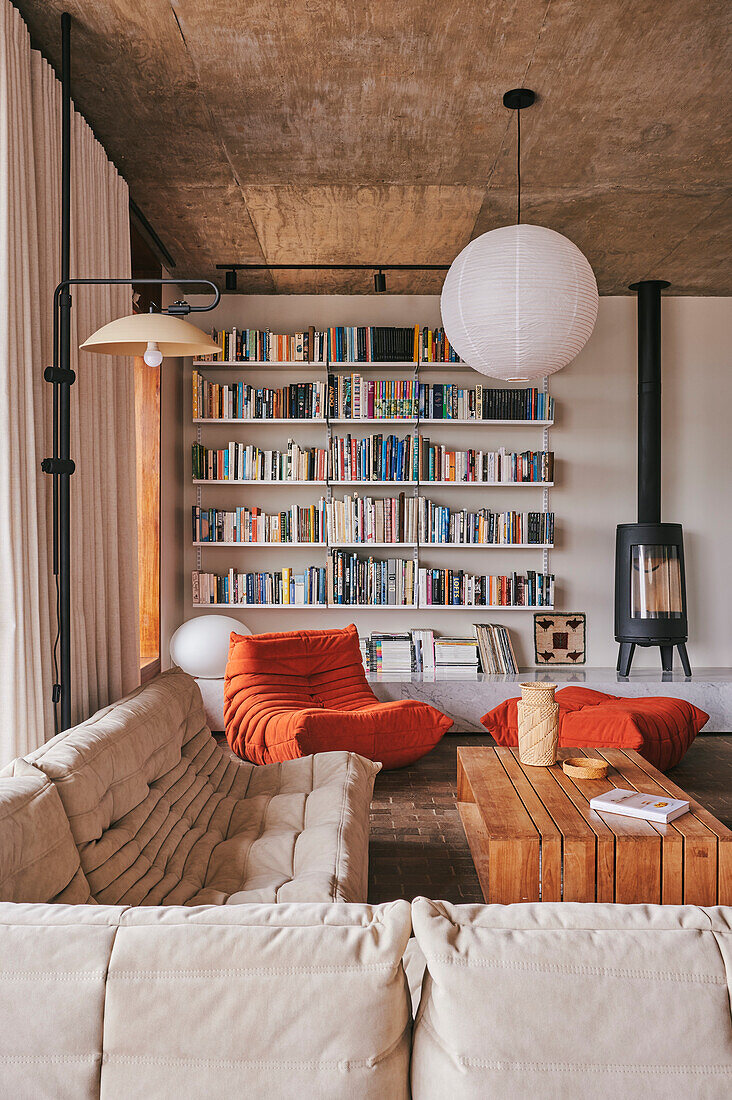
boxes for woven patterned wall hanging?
[534,612,586,665]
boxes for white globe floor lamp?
[170,616,252,681]
[441,88,599,381]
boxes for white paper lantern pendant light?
[441,88,599,381]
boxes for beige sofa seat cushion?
[0,900,412,1100]
[25,671,378,905]
[0,759,91,904]
[411,898,732,1099]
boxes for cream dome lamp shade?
[440,88,599,381]
[80,310,220,358]
[170,615,251,679]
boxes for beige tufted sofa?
[0,670,378,906]
[1,672,730,1097]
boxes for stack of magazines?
[473,624,519,674]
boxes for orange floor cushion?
[481,687,708,772]
[225,624,453,768]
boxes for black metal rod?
[215,263,451,271]
[53,277,220,315]
[48,278,219,734]
[50,15,220,733]
[58,11,72,731]
[630,279,669,524]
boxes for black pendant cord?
[517,105,521,226]
[502,88,535,226]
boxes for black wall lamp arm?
[44,274,219,734]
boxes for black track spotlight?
[374,268,387,293]
[224,267,237,292]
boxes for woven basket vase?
[517,682,559,766]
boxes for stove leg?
[660,645,674,672]
[617,642,635,676]
[677,642,692,677]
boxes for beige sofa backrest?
[0,899,412,1100]
[20,670,255,904]
[0,759,91,903]
[24,670,210,844]
[0,898,730,1098]
[411,897,732,1097]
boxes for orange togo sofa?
[225,624,453,768]
[481,687,708,772]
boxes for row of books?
[420,384,553,422]
[191,441,328,483]
[329,435,555,485]
[328,326,429,363]
[194,371,553,424]
[198,328,328,363]
[329,376,419,419]
[327,493,417,544]
[193,437,554,485]
[419,443,554,484]
[198,326,465,365]
[330,551,416,606]
[192,374,326,420]
[361,627,517,675]
[330,381,554,423]
[418,569,554,607]
[420,503,554,545]
[192,565,553,607]
[192,503,327,545]
[330,433,416,483]
[193,567,328,606]
[474,623,519,674]
[191,499,554,548]
[329,378,552,421]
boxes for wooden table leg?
[488,837,540,904]
[719,837,732,905]
[615,834,661,903]
[457,801,491,902]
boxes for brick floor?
[367,733,732,905]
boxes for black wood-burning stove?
[614,280,691,677]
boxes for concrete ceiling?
[15,1,732,294]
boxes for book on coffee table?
[590,788,690,824]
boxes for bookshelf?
[189,326,555,614]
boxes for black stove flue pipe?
[630,279,669,523]
[615,278,691,678]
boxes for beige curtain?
[0,1,139,762]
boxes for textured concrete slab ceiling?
[15,0,732,293]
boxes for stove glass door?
[630,544,683,619]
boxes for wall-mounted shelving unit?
[190,347,554,612]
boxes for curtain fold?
[0,1,139,761]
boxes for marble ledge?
[366,667,732,684]
[367,668,732,733]
[196,669,732,735]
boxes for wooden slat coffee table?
[457,746,732,905]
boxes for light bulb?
[143,341,163,367]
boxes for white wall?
[163,294,732,669]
